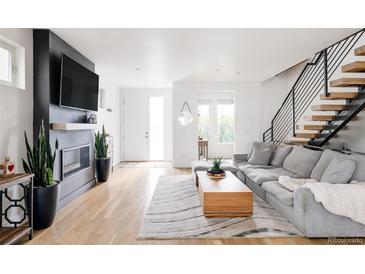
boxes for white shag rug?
[138,175,302,239]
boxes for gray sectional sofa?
[192,144,365,238]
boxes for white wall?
[260,62,306,133]
[96,75,122,166]
[173,81,262,167]
[328,111,365,152]
[234,82,264,153]
[0,28,33,171]
[120,88,173,162]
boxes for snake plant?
[211,156,223,171]
[22,120,58,187]
[95,125,109,159]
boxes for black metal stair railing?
[263,29,365,145]
[311,86,365,146]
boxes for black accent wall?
[33,29,96,208]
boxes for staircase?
[263,29,365,147]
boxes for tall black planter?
[96,158,111,182]
[33,182,60,229]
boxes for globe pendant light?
[178,101,193,126]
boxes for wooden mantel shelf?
[51,123,98,131]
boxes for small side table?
[198,140,208,160]
[0,174,34,245]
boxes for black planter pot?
[207,168,225,174]
[96,158,111,182]
[33,182,60,230]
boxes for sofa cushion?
[243,167,301,185]
[270,145,293,167]
[348,152,365,182]
[310,149,365,182]
[283,147,322,178]
[310,149,352,181]
[321,157,356,184]
[237,162,276,171]
[232,153,248,166]
[262,181,294,207]
[248,142,275,165]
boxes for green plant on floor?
[211,156,223,171]
[95,125,109,159]
[22,120,58,187]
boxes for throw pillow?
[283,146,322,178]
[310,149,354,181]
[248,141,276,160]
[248,142,275,165]
[270,145,293,167]
[321,157,356,184]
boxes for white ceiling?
[52,28,359,88]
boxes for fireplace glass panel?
[61,144,90,180]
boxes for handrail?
[263,29,365,144]
[321,28,365,52]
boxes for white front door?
[124,96,150,161]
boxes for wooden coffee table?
[196,171,253,218]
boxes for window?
[217,100,234,143]
[198,100,210,140]
[0,41,16,86]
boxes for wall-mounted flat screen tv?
[60,53,99,112]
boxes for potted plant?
[95,125,110,182]
[22,121,59,229]
[207,156,225,177]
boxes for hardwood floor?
[27,164,329,245]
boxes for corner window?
[217,100,234,143]
[0,41,16,87]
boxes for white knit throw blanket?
[278,176,317,192]
[304,182,365,226]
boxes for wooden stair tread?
[304,115,336,121]
[303,124,326,130]
[320,92,358,100]
[311,104,347,111]
[330,78,365,87]
[355,45,365,56]
[295,132,318,138]
[0,227,31,245]
[342,61,365,72]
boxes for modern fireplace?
[61,144,90,181]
